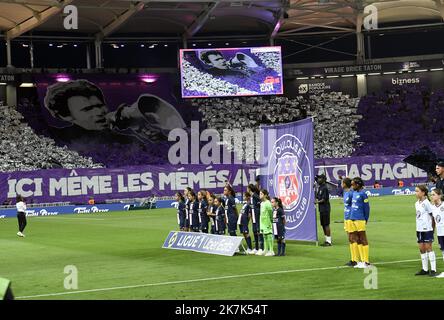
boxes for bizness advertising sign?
[367,72,443,92]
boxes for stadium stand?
[0,105,103,172]
[14,92,361,167]
[9,86,444,170]
[354,86,444,156]
[194,92,361,159]
[16,99,172,168]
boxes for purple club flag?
[260,118,317,242]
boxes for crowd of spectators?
[0,105,103,172]
[4,85,444,173]
[354,86,444,156]
[16,98,171,168]
[194,92,360,159]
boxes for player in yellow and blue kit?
[350,177,370,268]
[342,178,358,267]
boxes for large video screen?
[180,46,283,98]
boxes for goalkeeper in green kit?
[257,189,275,256]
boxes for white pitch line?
[37,218,107,221]
[16,258,419,299]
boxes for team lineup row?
[172,167,444,274]
[174,184,286,257]
[173,177,370,260]
[413,185,444,277]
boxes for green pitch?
[1,195,443,300]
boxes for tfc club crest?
[267,134,313,230]
[275,156,302,210]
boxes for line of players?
[172,168,444,273]
[413,185,444,277]
[342,173,444,275]
[174,184,287,256]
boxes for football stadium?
[0,0,444,309]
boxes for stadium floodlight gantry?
[0,0,443,67]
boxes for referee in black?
[435,161,444,193]
[16,195,27,237]
[315,174,332,246]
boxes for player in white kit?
[414,186,437,276]
[431,188,444,277]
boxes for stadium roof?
[0,0,442,41]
